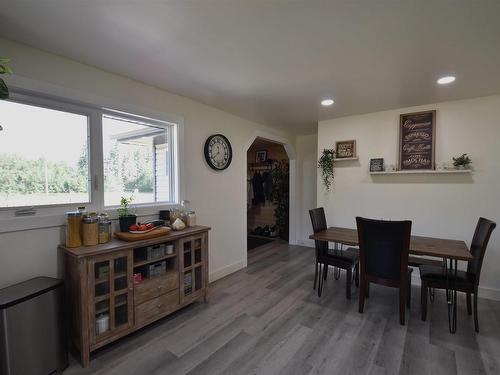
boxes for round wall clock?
[204,134,233,170]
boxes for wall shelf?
[370,169,472,175]
[334,156,359,161]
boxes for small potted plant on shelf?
[318,149,335,191]
[117,196,137,232]
[452,153,472,170]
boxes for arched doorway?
[243,133,297,257]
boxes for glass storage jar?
[187,211,197,227]
[66,211,82,248]
[82,213,99,246]
[98,213,112,244]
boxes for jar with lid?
[169,209,180,224]
[83,213,99,246]
[187,211,196,227]
[98,213,112,244]
[180,200,191,225]
[66,211,83,247]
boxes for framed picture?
[399,110,436,170]
[335,140,356,159]
[255,150,267,163]
[370,158,384,172]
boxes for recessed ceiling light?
[321,99,334,106]
[437,76,456,85]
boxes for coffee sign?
[335,140,356,159]
[399,110,436,170]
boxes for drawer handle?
[157,304,162,308]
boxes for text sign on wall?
[399,110,436,170]
[335,140,356,159]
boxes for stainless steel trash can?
[0,277,68,375]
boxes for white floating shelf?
[334,156,359,161]
[370,169,472,175]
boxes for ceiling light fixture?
[437,76,456,85]
[321,99,334,106]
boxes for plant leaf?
[0,78,9,99]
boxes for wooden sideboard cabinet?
[60,225,210,367]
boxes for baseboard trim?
[410,272,500,301]
[477,285,500,301]
[209,259,247,283]
[298,238,315,248]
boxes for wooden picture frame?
[399,110,436,170]
[370,158,384,172]
[255,150,267,163]
[335,140,356,159]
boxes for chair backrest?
[356,217,412,283]
[309,208,328,256]
[467,217,496,281]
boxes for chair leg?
[466,292,472,315]
[407,277,411,308]
[473,289,479,333]
[346,268,352,300]
[421,284,428,321]
[317,264,323,297]
[429,288,435,302]
[366,282,370,298]
[313,261,318,290]
[359,279,366,313]
[355,264,359,288]
[399,287,406,325]
[324,265,328,280]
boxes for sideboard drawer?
[134,272,179,304]
[135,290,179,327]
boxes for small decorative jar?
[187,211,197,227]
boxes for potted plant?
[318,149,335,191]
[117,196,137,232]
[452,153,472,170]
[0,58,12,100]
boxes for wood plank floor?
[64,242,500,375]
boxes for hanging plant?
[0,58,13,100]
[271,160,290,241]
[318,149,335,191]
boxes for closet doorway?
[247,137,289,252]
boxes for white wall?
[296,134,318,246]
[317,95,500,299]
[0,38,301,288]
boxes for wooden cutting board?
[114,227,172,242]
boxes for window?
[102,113,175,206]
[0,99,89,208]
[0,92,179,216]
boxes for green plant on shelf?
[452,153,471,168]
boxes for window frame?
[101,108,178,208]
[0,90,181,231]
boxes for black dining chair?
[356,217,413,325]
[420,217,496,332]
[309,208,359,299]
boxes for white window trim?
[0,89,184,234]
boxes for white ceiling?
[1,1,500,134]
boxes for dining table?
[309,226,472,334]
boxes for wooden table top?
[310,226,472,261]
[60,225,211,258]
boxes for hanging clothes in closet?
[263,171,273,202]
[252,172,265,204]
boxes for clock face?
[204,134,233,170]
